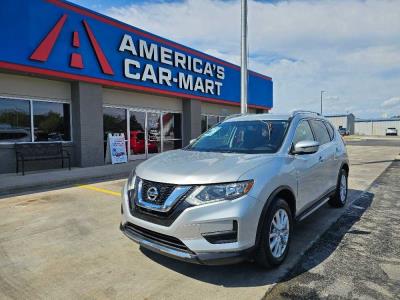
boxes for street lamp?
[240,0,248,114]
[320,90,326,115]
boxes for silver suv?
[121,111,349,268]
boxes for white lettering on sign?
[139,39,158,61]
[124,59,140,79]
[119,34,225,96]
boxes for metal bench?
[15,143,71,175]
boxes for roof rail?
[290,110,321,117]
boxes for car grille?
[141,179,176,204]
[124,223,190,252]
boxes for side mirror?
[292,140,319,155]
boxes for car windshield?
[185,120,289,154]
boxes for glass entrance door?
[146,112,161,158]
[128,110,146,160]
[128,110,162,160]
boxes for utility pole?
[320,90,326,115]
[240,0,248,114]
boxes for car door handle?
[319,156,324,163]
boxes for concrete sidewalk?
[0,160,142,197]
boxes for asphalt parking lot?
[0,139,399,299]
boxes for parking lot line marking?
[78,185,121,197]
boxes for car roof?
[224,113,291,122]
[224,111,323,122]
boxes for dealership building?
[0,0,273,174]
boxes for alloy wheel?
[269,208,290,258]
[340,173,347,203]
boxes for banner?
[105,133,128,164]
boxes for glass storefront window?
[163,112,182,152]
[201,115,207,133]
[0,98,31,142]
[163,139,182,152]
[163,113,182,140]
[207,115,219,129]
[33,101,71,141]
[103,107,127,141]
[105,107,183,158]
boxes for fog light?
[202,221,238,244]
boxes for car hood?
[135,149,275,185]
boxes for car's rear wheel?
[255,198,293,268]
[328,168,348,208]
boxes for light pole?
[240,0,248,114]
[320,90,326,115]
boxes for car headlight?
[185,180,254,206]
[127,171,136,191]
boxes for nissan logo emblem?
[146,186,159,201]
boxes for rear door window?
[324,121,335,140]
[310,120,331,145]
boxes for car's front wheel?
[255,198,293,268]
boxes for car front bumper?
[121,182,261,265]
[120,222,253,265]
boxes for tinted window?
[207,115,219,129]
[33,101,71,141]
[201,115,207,133]
[293,120,314,145]
[103,107,127,141]
[187,120,288,154]
[163,112,182,151]
[324,121,335,140]
[310,119,331,145]
[163,113,182,140]
[0,98,31,142]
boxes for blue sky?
[70,0,400,118]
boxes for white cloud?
[73,0,400,118]
[381,97,400,108]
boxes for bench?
[15,143,71,175]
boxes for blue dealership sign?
[0,0,273,109]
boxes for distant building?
[325,114,355,135]
[354,118,400,136]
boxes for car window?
[292,120,314,146]
[186,120,289,154]
[324,121,335,140]
[310,120,331,145]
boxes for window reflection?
[163,139,182,152]
[163,112,182,151]
[147,112,161,154]
[207,115,219,129]
[103,107,127,141]
[201,115,207,133]
[0,98,31,142]
[163,113,182,140]
[33,101,71,141]
[129,111,146,156]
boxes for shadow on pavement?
[352,160,395,166]
[139,189,374,288]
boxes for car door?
[309,119,336,196]
[291,119,323,213]
[324,121,341,188]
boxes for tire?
[255,198,293,268]
[328,168,348,208]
